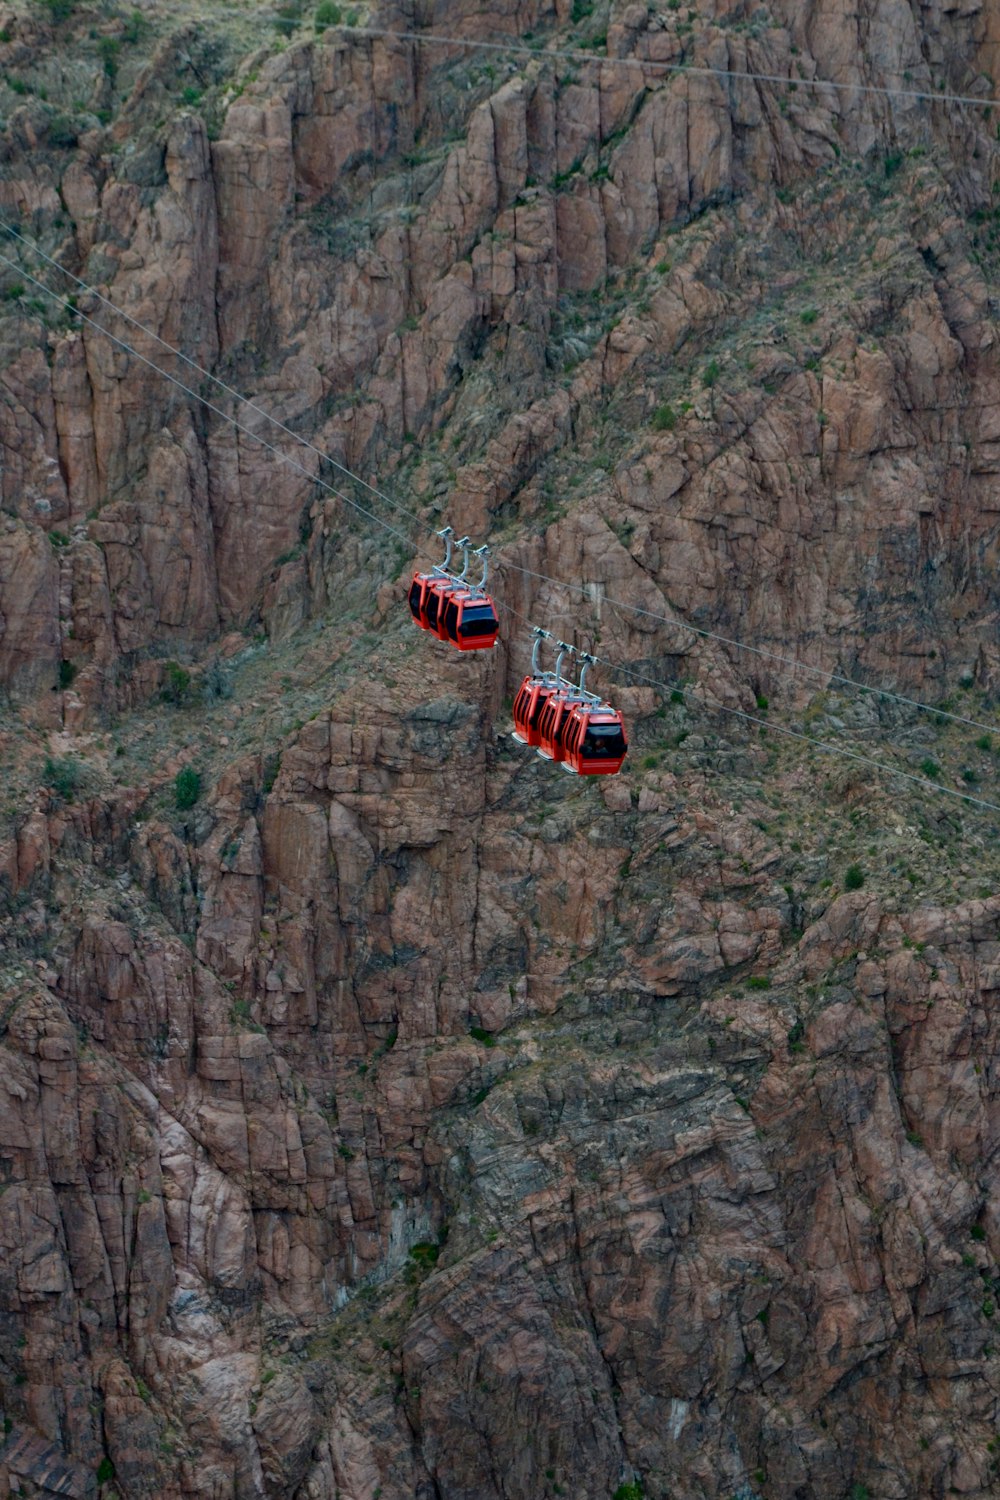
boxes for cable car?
[439,590,500,650]
[512,628,559,746]
[408,526,455,632]
[408,529,499,650]
[529,643,629,776]
[560,703,628,775]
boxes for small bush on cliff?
[409,1242,439,1268]
[315,0,342,23]
[161,660,190,703]
[174,767,201,810]
[613,1484,643,1500]
[96,1457,115,1483]
[43,756,81,801]
[844,864,865,891]
[651,402,676,431]
[40,0,75,21]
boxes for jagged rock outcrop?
[3,0,1000,1495]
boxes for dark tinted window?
[581,722,627,758]
[443,601,460,639]
[408,580,423,616]
[426,590,441,627]
[458,605,498,639]
[527,689,550,728]
[554,708,575,748]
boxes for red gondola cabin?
[512,675,558,747]
[408,572,443,631]
[438,589,500,651]
[561,705,628,775]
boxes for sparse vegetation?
[174,767,202,810]
[409,1241,440,1268]
[844,864,865,891]
[40,0,75,21]
[162,660,191,704]
[43,756,81,800]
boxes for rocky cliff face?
[4,0,1000,1496]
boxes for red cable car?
[409,526,456,632]
[512,628,559,746]
[529,643,628,776]
[408,570,445,631]
[560,703,628,775]
[408,529,499,650]
[438,588,500,651]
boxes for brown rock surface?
[3,0,1000,1495]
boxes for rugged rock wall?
[3,0,1000,1496]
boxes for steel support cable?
[0,251,419,550]
[346,23,1000,114]
[0,219,428,531]
[495,559,1000,737]
[7,247,999,813]
[10,245,999,816]
[6,224,999,738]
[492,598,1000,816]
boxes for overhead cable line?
[6,223,997,741]
[592,646,1000,816]
[0,251,420,551]
[492,597,1000,814]
[498,561,1000,737]
[0,220,427,531]
[6,246,998,815]
[346,23,1000,114]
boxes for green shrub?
[469,1025,496,1047]
[651,402,676,431]
[800,307,819,325]
[844,864,865,891]
[58,659,76,689]
[702,359,720,388]
[41,0,75,20]
[787,1018,805,1052]
[47,113,79,147]
[161,660,190,703]
[122,9,146,43]
[96,1457,115,1484]
[971,1224,987,1241]
[977,734,992,752]
[315,0,342,22]
[920,758,941,779]
[174,767,201,810]
[747,975,771,991]
[613,1484,643,1500]
[97,36,120,80]
[43,755,81,800]
[409,1241,439,1268]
